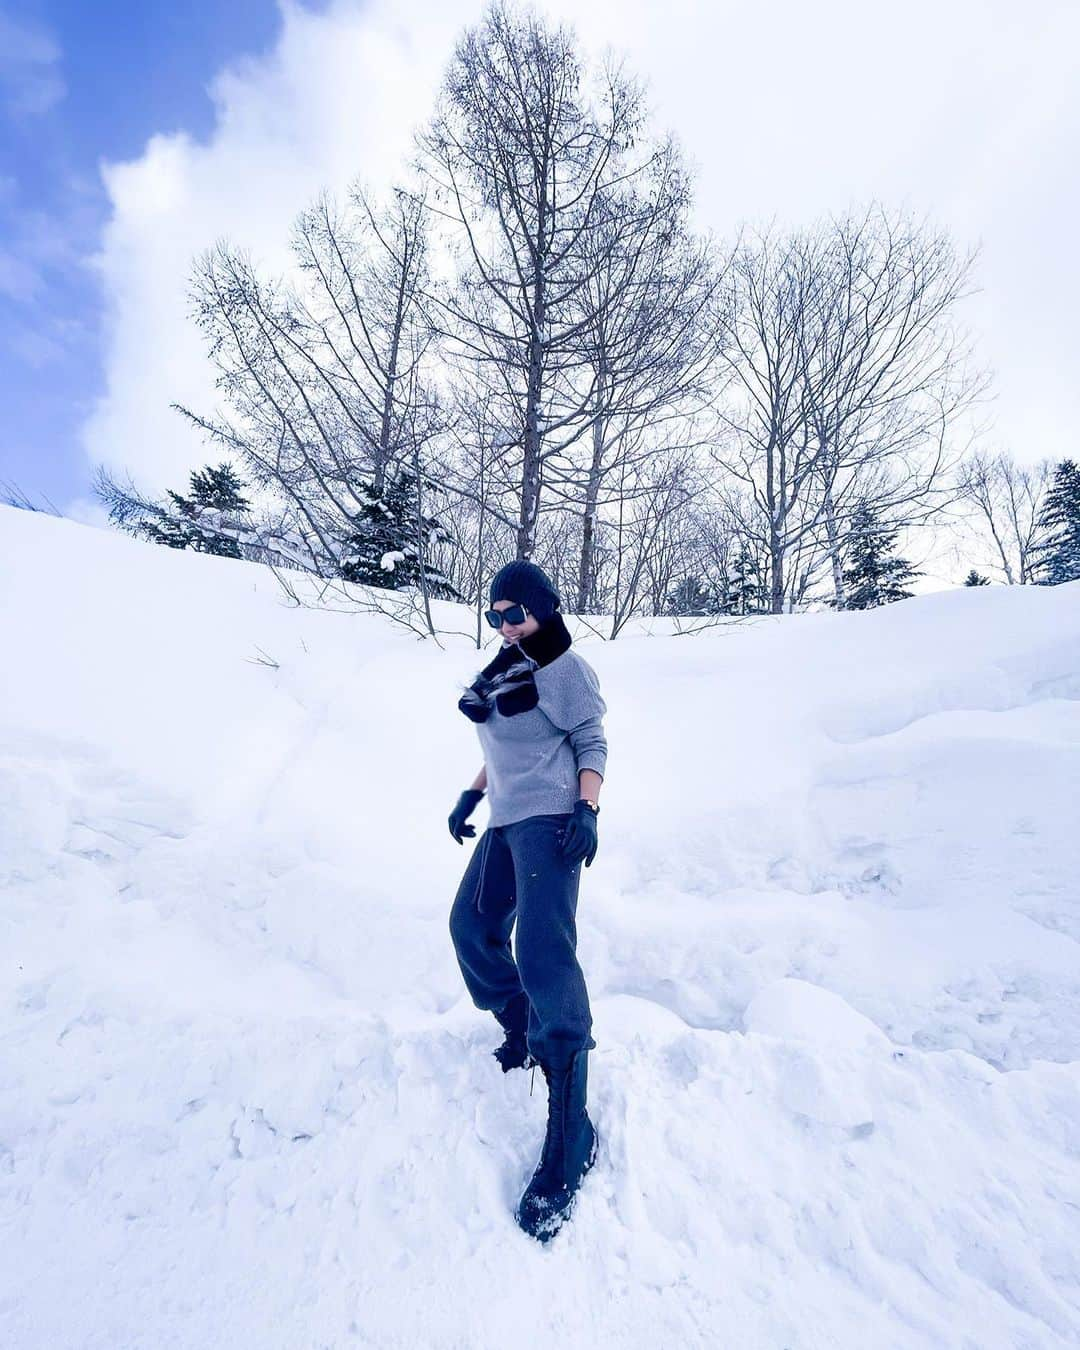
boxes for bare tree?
[602,449,699,636]
[711,228,824,612]
[954,450,1052,584]
[291,189,434,497]
[417,1,677,561]
[799,207,983,607]
[553,165,720,612]
[713,210,982,612]
[427,384,523,644]
[174,187,455,622]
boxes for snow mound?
[2,506,1079,1348]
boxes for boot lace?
[535,1062,568,1185]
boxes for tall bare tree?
[712,228,822,612]
[713,210,982,612]
[291,189,434,497]
[799,207,982,607]
[417,2,676,561]
[555,164,720,611]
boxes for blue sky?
[0,1,300,505]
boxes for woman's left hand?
[562,800,599,868]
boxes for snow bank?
[2,506,1079,1348]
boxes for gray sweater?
[476,645,608,827]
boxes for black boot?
[492,991,532,1073]
[515,1048,597,1243]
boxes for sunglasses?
[484,603,530,629]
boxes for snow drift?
[2,505,1079,1349]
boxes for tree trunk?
[410,440,436,638]
[375,278,407,496]
[516,259,546,559]
[824,478,846,609]
[475,434,487,648]
[769,520,785,614]
[576,404,605,611]
[767,439,786,614]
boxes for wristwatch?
[579,799,600,814]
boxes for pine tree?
[964,569,991,587]
[187,464,250,515]
[666,576,717,617]
[141,463,252,558]
[1031,459,1080,586]
[339,466,460,598]
[841,503,921,609]
[722,546,767,615]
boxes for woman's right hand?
[448,789,485,844]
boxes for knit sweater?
[459,616,608,828]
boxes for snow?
[2,504,1079,1349]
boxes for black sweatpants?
[449,812,594,1067]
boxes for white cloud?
[81,0,1080,500]
[83,0,477,494]
[0,11,65,117]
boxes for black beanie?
[489,561,560,623]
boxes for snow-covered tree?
[841,503,921,609]
[722,545,768,615]
[1032,459,1080,586]
[340,467,459,598]
[147,464,252,557]
[97,463,255,560]
[665,576,717,617]
[964,569,991,587]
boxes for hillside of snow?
[2,504,1079,1349]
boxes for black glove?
[449,789,485,844]
[561,799,599,868]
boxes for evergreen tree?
[963,569,991,587]
[140,463,252,558]
[665,576,717,617]
[841,503,921,609]
[339,466,460,599]
[1031,459,1080,586]
[722,546,767,615]
[187,464,250,515]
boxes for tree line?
[94,2,1080,639]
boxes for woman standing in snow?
[448,560,607,1243]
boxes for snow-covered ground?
[2,504,1079,1350]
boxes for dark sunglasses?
[484,603,530,629]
